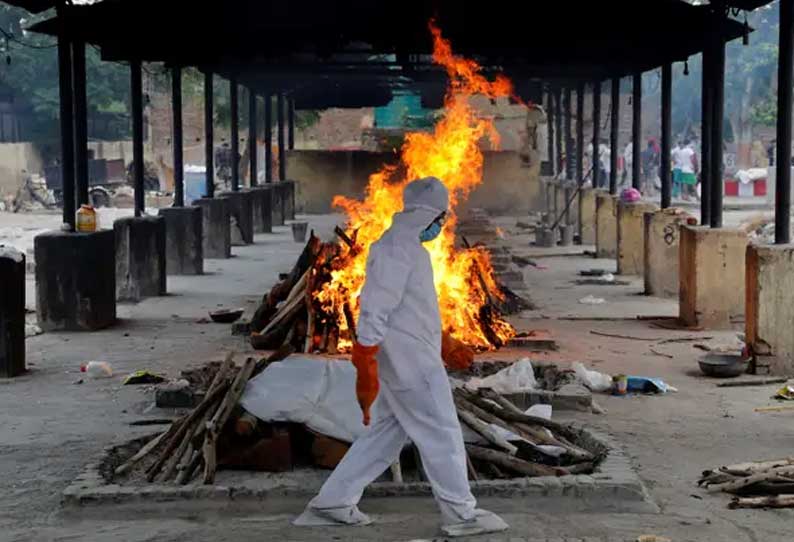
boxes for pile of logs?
[247,228,526,354]
[698,458,794,509]
[454,387,597,477]
[115,352,275,484]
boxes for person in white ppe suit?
[294,176,509,537]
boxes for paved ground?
[1,209,793,542]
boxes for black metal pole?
[288,97,295,150]
[249,90,258,187]
[204,71,214,198]
[546,89,555,176]
[776,0,793,244]
[264,94,273,183]
[661,63,672,209]
[171,66,184,207]
[632,73,642,191]
[563,87,574,180]
[71,40,88,207]
[554,88,562,176]
[710,9,726,229]
[277,92,286,181]
[230,78,239,191]
[701,49,713,226]
[576,82,584,184]
[130,60,144,217]
[592,80,602,188]
[609,77,620,195]
[57,22,75,230]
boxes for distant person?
[622,142,633,186]
[679,139,699,200]
[671,141,683,198]
[599,140,611,185]
[641,139,659,193]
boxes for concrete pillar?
[219,191,255,245]
[679,226,748,329]
[617,200,658,276]
[643,208,694,298]
[271,183,285,226]
[0,247,25,377]
[595,191,618,258]
[283,180,296,220]
[35,230,116,331]
[114,216,167,302]
[746,244,794,374]
[158,206,203,275]
[249,186,273,234]
[578,187,597,245]
[193,197,231,259]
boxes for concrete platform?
[0,247,25,377]
[219,191,255,246]
[679,226,748,329]
[595,191,617,259]
[249,186,273,234]
[271,183,285,226]
[616,200,657,276]
[114,216,167,302]
[643,208,693,298]
[158,206,203,275]
[193,197,232,259]
[34,229,116,331]
[746,244,794,375]
[578,187,597,245]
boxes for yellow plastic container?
[75,204,97,232]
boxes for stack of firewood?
[454,387,596,478]
[699,458,794,509]
[247,228,528,354]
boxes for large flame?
[316,22,518,349]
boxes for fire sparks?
[315,22,519,350]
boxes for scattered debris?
[24,324,43,338]
[774,384,794,401]
[80,361,113,378]
[716,378,789,388]
[123,370,166,385]
[578,295,605,305]
[572,362,612,392]
[508,330,558,351]
[155,379,195,408]
[700,458,794,509]
[649,348,674,359]
[129,419,175,427]
[464,359,538,393]
[755,405,794,413]
[231,320,251,336]
[209,308,244,324]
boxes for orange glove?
[441,332,475,371]
[351,342,380,426]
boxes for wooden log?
[473,389,581,442]
[466,451,479,481]
[177,449,202,485]
[334,226,360,254]
[465,444,563,477]
[304,271,315,353]
[565,461,596,474]
[327,326,339,355]
[707,466,794,494]
[146,380,231,482]
[260,286,306,337]
[343,301,358,342]
[716,378,789,388]
[456,405,517,456]
[718,458,794,477]
[202,357,257,484]
[730,494,794,509]
[114,431,166,476]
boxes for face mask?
[419,221,443,243]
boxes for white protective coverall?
[295,177,507,536]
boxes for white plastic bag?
[572,361,612,392]
[579,295,605,305]
[464,358,538,394]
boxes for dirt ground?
[1,209,793,542]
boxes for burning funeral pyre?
[249,23,527,355]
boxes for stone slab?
[114,216,167,302]
[218,191,255,246]
[616,201,657,276]
[679,226,748,329]
[34,229,116,331]
[158,206,203,275]
[0,247,25,377]
[193,197,231,259]
[643,209,693,298]
[249,186,273,234]
[578,187,597,245]
[595,192,617,259]
[746,243,794,375]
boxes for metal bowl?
[698,353,749,378]
[209,308,244,324]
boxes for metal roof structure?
[9,0,767,108]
